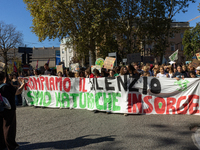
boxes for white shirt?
[156,73,167,78]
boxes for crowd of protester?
[8,62,200,106]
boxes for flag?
[36,60,38,69]
[169,49,179,61]
[47,58,50,64]
[13,62,17,72]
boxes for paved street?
[16,106,200,150]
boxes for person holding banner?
[44,63,52,75]
[0,71,25,150]
[168,67,174,78]
[173,65,188,80]
[108,70,115,77]
[196,66,200,78]
[120,66,129,76]
[188,71,196,78]
[156,67,169,78]
[85,68,94,78]
[58,71,63,77]
[93,69,101,78]
[33,69,39,76]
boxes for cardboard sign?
[91,65,101,73]
[143,56,154,64]
[196,53,200,60]
[56,65,63,74]
[127,53,141,64]
[70,63,80,72]
[185,61,192,65]
[0,62,5,71]
[191,59,200,68]
[103,57,116,70]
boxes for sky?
[0,0,200,48]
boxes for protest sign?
[0,62,5,71]
[143,56,154,64]
[196,53,200,60]
[185,61,192,65]
[22,76,200,115]
[91,65,101,73]
[104,57,116,70]
[191,59,200,68]
[70,63,80,72]
[95,58,104,67]
[127,53,141,64]
[169,49,179,61]
[56,65,63,74]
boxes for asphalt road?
[16,106,200,150]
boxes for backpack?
[0,84,11,112]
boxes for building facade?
[165,22,190,63]
[60,38,75,68]
[31,46,60,68]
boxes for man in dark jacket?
[0,71,25,150]
[173,65,188,80]
[44,63,52,75]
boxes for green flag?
[169,49,179,61]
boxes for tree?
[182,23,200,60]
[24,0,195,65]
[23,0,121,65]
[0,21,23,74]
[135,0,195,63]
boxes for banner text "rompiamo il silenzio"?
[22,76,200,115]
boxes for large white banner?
[22,76,200,115]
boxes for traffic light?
[27,53,32,64]
[22,53,26,64]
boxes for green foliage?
[182,23,200,60]
[24,0,195,64]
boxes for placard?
[191,59,200,68]
[70,63,80,72]
[196,53,200,60]
[56,65,63,74]
[185,61,192,65]
[127,53,141,64]
[91,65,101,73]
[95,58,104,67]
[143,56,154,64]
[103,57,116,70]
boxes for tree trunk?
[3,51,8,77]
[89,39,96,65]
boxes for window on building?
[62,57,64,61]
[171,44,175,51]
[62,49,65,54]
[181,33,184,39]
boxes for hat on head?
[196,66,200,70]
